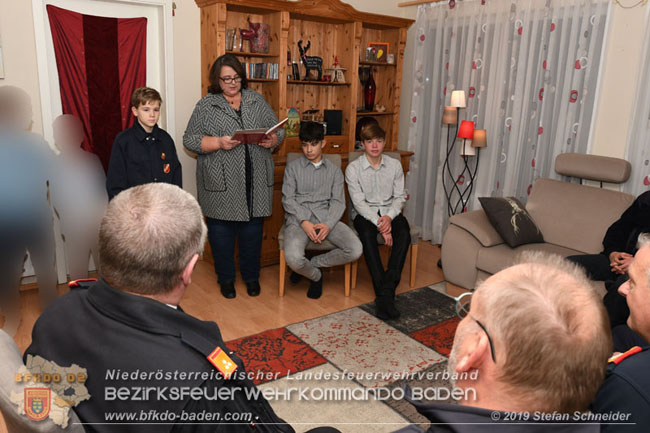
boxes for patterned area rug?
[225,283,460,432]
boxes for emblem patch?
[207,347,238,379]
[24,388,51,421]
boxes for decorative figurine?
[240,18,269,53]
[298,40,323,81]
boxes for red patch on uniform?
[163,163,171,174]
[161,152,166,160]
[609,346,642,365]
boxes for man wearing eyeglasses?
[592,234,650,432]
[399,252,612,432]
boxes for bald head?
[472,252,612,413]
[99,183,207,295]
[619,238,650,342]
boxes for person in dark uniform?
[106,87,182,200]
[25,183,338,433]
[592,233,650,432]
[568,191,650,282]
[397,253,611,432]
[567,191,650,330]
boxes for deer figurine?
[298,40,323,81]
[240,18,260,50]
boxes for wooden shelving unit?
[286,80,350,86]
[195,0,413,265]
[359,60,397,67]
[225,50,279,58]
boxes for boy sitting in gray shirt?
[282,122,362,298]
[346,123,410,319]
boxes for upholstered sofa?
[441,153,634,291]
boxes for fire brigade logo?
[24,388,51,421]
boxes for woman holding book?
[184,53,283,299]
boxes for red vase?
[364,68,376,111]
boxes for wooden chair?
[348,151,420,289]
[278,153,352,296]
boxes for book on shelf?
[231,118,288,144]
[244,62,279,79]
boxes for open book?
[231,118,288,145]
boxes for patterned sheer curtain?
[405,0,610,243]
[623,7,650,197]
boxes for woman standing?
[184,54,283,299]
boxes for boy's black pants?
[353,214,411,297]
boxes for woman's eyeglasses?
[451,291,497,363]
[220,76,242,84]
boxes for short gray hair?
[637,232,650,249]
[99,183,207,295]
[475,251,612,413]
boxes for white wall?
[590,4,646,158]
[0,0,44,134]
[0,0,644,195]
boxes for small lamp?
[450,90,466,108]
[458,120,475,156]
[472,129,487,149]
[441,106,457,124]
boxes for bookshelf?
[195,0,413,265]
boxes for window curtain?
[47,5,147,171]
[405,0,610,244]
[623,7,650,197]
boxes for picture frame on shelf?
[368,42,389,63]
[286,107,300,137]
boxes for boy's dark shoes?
[220,281,236,299]
[246,280,261,297]
[375,296,401,320]
[290,271,303,285]
[307,275,323,299]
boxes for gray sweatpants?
[284,221,362,282]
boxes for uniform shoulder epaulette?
[68,278,97,290]
[608,346,643,365]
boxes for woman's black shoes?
[220,281,236,299]
[246,281,261,297]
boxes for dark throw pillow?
[479,197,544,248]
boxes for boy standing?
[282,122,362,299]
[346,124,409,319]
[107,87,182,199]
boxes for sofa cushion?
[476,243,584,276]
[479,197,544,247]
[449,210,503,247]
[526,179,635,254]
